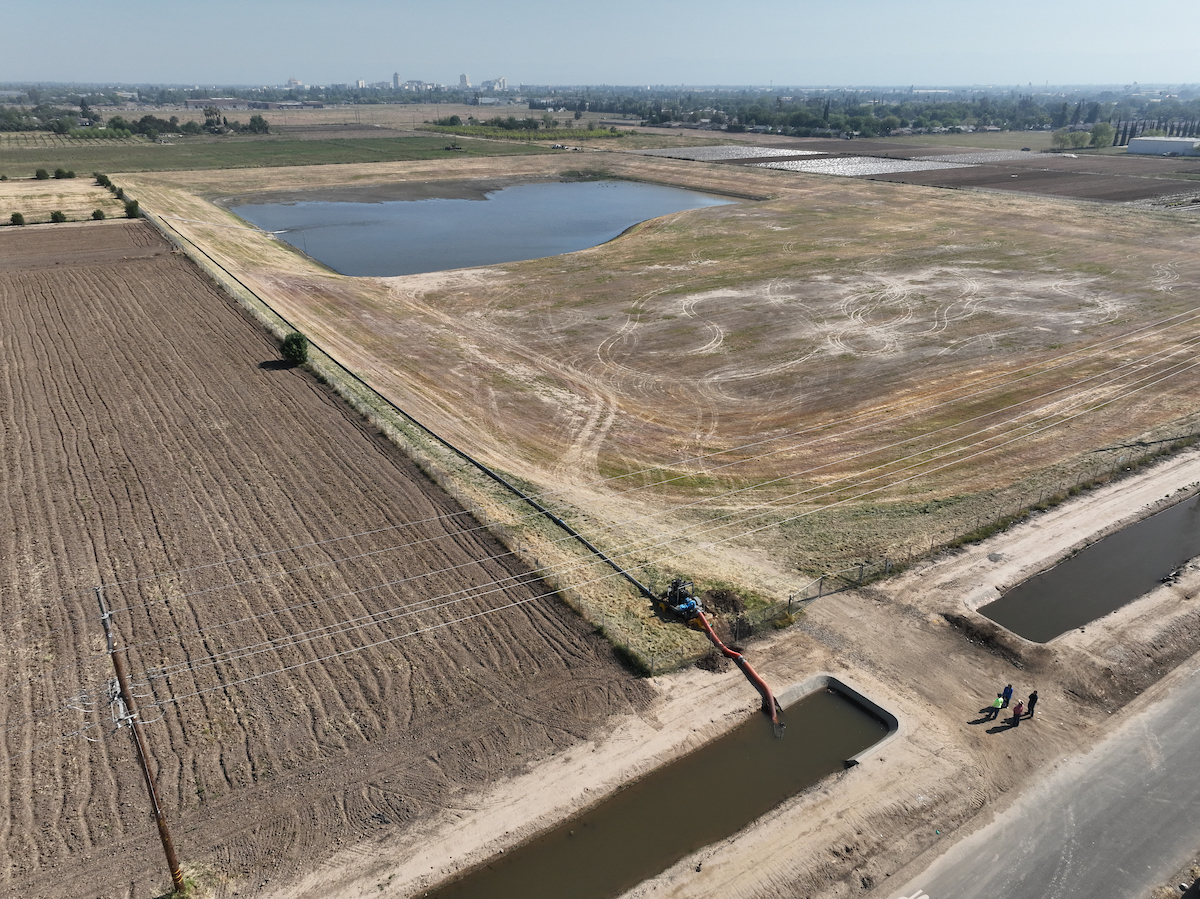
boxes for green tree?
[281,332,309,366]
[247,114,270,133]
[10,212,25,225]
[92,209,106,220]
[53,168,67,179]
[35,168,49,180]
[50,210,66,223]
[1089,122,1116,148]
[124,199,140,218]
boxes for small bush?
[281,332,309,366]
[92,208,106,220]
[124,200,140,219]
[10,212,25,226]
[50,210,67,223]
[93,172,110,187]
[35,168,49,180]
[53,168,68,179]
[0,174,8,181]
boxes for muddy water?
[230,180,733,277]
[425,688,889,899]
[982,492,1200,642]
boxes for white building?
[459,74,471,89]
[1128,136,1200,156]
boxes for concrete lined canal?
[425,683,892,899]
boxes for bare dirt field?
[0,221,651,897]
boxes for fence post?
[817,575,825,597]
[857,562,864,584]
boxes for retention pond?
[229,179,733,277]
[425,681,892,899]
[981,492,1200,642]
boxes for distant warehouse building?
[1127,136,1200,156]
[184,98,249,110]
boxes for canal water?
[424,687,889,899]
[981,492,1200,642]
[230,180,733,277]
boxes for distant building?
[393,72,401,89]
[356,79,366,89]
[459,74,471,89]
[286,77,303,90]
[184,98,249,110]
[1128,136,1200,156]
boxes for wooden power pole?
[96,588,186,894]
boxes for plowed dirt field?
[0,221,651,897]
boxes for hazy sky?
[2,0,1197,89]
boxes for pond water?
[230,180,733,277]
[981,492,1200,642]
[424,685,890,899]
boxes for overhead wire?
[91,299,1200,608]
[120,325,1200,659]
[144,352,1200,717]
[135,351,1200,692]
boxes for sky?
[2,0,1197,90]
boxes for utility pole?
[96,588,185,894]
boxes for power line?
[121,330,1200,661]
[134,351,1200,693]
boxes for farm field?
[0,133,550,179]
[0,176,125,223]
[0,221,651,897]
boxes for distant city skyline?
[1,0,1197,89]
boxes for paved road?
[890,654,1200,899]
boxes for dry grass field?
[120,151,1200,611]
[0,176,125,223]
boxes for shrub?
[93,172,110,187]
[124,200,140,218]
[0,174,7,181]
[280,332,309,366]
[92,208,106,220]
[50,210,67,223]
[53,168,68,179]
[66,170,76,178]
[35,168,49,180]
[10,212,25,225]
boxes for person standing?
[1002,684,1014,708]
[1027,690,1039,718]
[988,693,1003,720]
[1012,700,1024,726]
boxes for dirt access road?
[0,221,650,897]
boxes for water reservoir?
[230,179,734,277]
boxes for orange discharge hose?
[695,612,782,726]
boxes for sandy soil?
[0,222,651,898]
